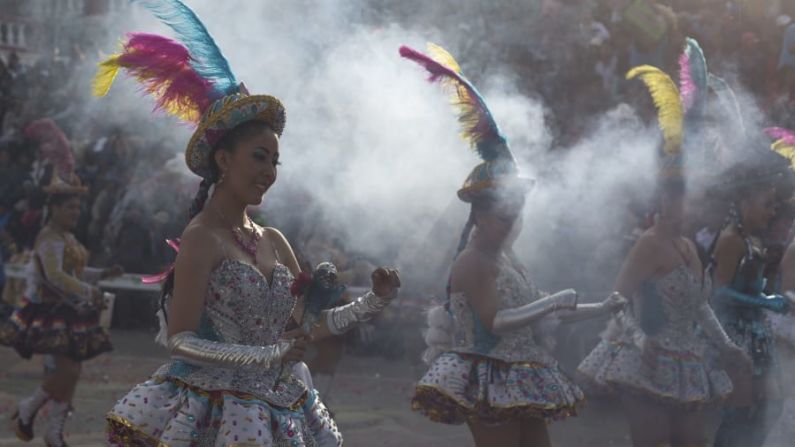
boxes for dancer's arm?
[165,224,294,368]
[712,232,789,313]
[604,234,661,351]
[774,243,795,346]
[452,250,577,335]
[267,228,401,340]
[695,300,737,348]
[321,275,399,335]
[35,234,99,308]
[556,292,628,323]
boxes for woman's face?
[742,188,777,233]
[50,196,82,231]
[476,195,526,248]
[216,128,280,206]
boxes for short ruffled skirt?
[411,352,584,425]
[107,377,342,447]
[577,340,732,408]
[0,298,112,361]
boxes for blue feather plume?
[135,0,238,97]
[708,74,745,134]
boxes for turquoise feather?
[135,0,238,97]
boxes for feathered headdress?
[628,64,684,157]
[399,44,511,163]
[93,0,285,179]
[626,37,719,180]
[708,74,745,135]
[400,43,530,202]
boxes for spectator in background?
[778,15,795,101]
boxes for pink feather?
[678,51,695,112]
[399,45,461,84]
[141,238,180,284]
[116,33,218,123]
[765,127,795,146]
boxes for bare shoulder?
[264,226,300,275]
[264,227,297,258]
[451,249,498,284]
[714,229,745,254]
[629,230,661,257]
[264,227,291,247]
[177,218,223,266]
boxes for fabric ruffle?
[412,352,584,425]
[577,340,732,408]
[0,298,112,361]
[107,377,342,447]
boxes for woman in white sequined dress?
[578,181,749,447]
[401,44,626,447]
[577,57,750,447]
[97,3,401,445]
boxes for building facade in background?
[0,0,131,66]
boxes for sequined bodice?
[203,260,297,346]
[639,265,712,352]
[154,259,307,408]
[450,260,556,364]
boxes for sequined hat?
[186,89,285,179]
[92,0,285,180]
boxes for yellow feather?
[772,140,795,171]
[627,65,683,155]
[427,43,462,74]
[139,79,201,124]
[425,43,482,144]
[92,54,122,97]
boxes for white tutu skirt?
[412,352,584,425]
[107,377,342,446]
[578,340,733,407]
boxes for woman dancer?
[0,118,122,447]
[579,40,755,447]
[764,127,795,446]
[710,134,795,447]
[401,44,626,447]
[96,2,400,445]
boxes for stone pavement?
[0,330,636,447]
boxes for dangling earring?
[218,170,227,185]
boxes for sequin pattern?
[107,259,342,446]
[578,266,733,406]
[449,263,557,364]
[413,260,585,424]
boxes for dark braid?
[160,177,215,322]
[444,209,477,310]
